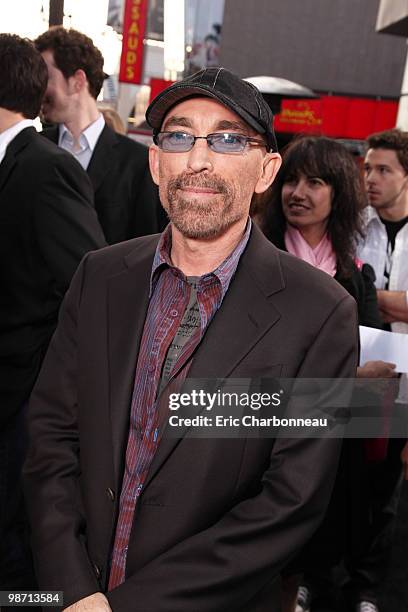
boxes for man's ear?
[254,153,282,194]
[149,144,160,186]
[71,69,87,93]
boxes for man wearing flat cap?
[24,68,358,612]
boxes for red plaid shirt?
[108,221,251,588]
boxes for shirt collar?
[59,113,105,151]
[363,205,383,226]
[0,119,35,162]
[149,218,252,298]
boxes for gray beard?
[163,171,239,239]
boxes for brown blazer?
[23,225,358,611]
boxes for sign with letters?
[274,96,398,139]
[119,0,148,84]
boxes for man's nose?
[186,139,213,173]
[365,170,376,185]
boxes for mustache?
[168,171,231,195]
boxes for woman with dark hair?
[261,136,397,612]
[264,136,368,291]
[262,134,387,337]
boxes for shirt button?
[106,487,115,502]
[122,546,128,557]
[148,364,155,374]
[170,309,178,317]
[136,484,143,496]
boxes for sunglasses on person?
[153,131,266,154]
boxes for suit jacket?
[0,127,106,427]
[23,225,358,611]
[43,125,167,244]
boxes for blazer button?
[106,487,115,502]
[93,563,101,579]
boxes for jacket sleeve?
[34,153,106,293]
[23,255,102,607]
[106,295,358,612]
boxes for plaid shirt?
[108,221,251,588]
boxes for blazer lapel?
[87,125,117,193]
[43,124,117,193]
[41,125,59,144]
[0,127,35,193]
[0,151,17,194]
[107,237,159,487]
[143,226,285,490]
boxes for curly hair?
[0,34,48,119]
[367,128,408,174]
[261,135,365,278]
[34,27,104,99]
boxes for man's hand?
[63,593,112,612]
[377,290,408,323]
[356,361,398,394]
[357,360,397,378]
[401,441,408,480]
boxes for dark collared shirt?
[108,220,251,588]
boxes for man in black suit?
[24,68,358,611]
[35,26,167,244]
[0,33,106,591]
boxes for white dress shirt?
[0,119,35,165]
[357,205,408,334]
[58,113,105,170]
[357,205,408,402]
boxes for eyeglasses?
[153,131,266,154]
